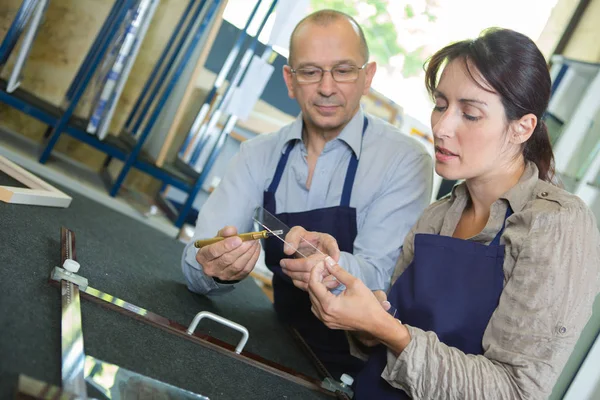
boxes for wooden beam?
[0,155,72,208]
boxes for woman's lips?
[435,146,458,162]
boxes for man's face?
[283,20,376,133]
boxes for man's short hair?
[288,9,370,66]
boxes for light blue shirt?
[182,109,433,295]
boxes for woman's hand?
[280,227,341,291]
[352,290,391,347]
[308,261,412,355]
[307,260,389,333]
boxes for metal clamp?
[50,266,88,290]
[321,376,354,398]
[187,311,249,354]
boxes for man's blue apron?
[354,206,513,398]
[263,117,368,379]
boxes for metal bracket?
[187,311,249,354]
[50,266,88,290]
[321,377,353,398]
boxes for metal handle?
[187,311,249,354]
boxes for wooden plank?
[0,155,72,207]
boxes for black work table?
[0,172,329,399]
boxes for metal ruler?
[58,227,87,398]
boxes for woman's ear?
[510,113,537,144]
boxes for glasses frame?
[290,62,369,84]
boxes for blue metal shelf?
[0,0,271,232]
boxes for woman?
[284,28,600,399]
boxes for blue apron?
[263,117,368,380]
[354,206,513,399]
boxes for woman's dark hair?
[425,28,555,183]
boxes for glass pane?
[85,356,209,400]
[564,106,600,181]
[544,113,564,146]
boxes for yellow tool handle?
[194,230,269,248]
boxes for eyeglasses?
[290,63,368,84]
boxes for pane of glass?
[563,106,600,183]
[544,113,564,146]
[85,356,209,400]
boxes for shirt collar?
[450,161,540,213]
[501,162,540,212]
[281,108,366,159]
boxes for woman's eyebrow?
[459,98,488,107]
[434,90,487,107]
[433,90,447,99]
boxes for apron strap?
[267,140,295,193]
[341,116,368,207]
[268,116,369,205]
[490,204,514,246]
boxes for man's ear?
[510,113,536,144]
[282,65,296,99]
[362,62,377,95]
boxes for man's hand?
[280,226,341,291]
[280,254,340,291]
[284,226,340,259]
[196,226,261,282]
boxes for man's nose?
[318,71,337,97]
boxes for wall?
[562,0,600,62]
[537,0,580,59]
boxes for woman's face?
[430,59,519,181]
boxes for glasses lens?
[296,68,322,83]
[332,66,359,82]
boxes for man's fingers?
[282,266,308,279]
[201,236,243,261]
[283,226,307,255]
[321,234,340,261]
[373,290,387,304]
[219,241,259,279]
[280,255,320,273]
[212,238,249,265]
[217,226,238,237]
[200,240,255,278]
[324,262,356,286]
[291,279,308,291]
[282,268,309,282]
[229,241,261,281]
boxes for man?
[182,9,433,379]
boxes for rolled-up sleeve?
[182,142,264,295]
[381,202,600,399]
